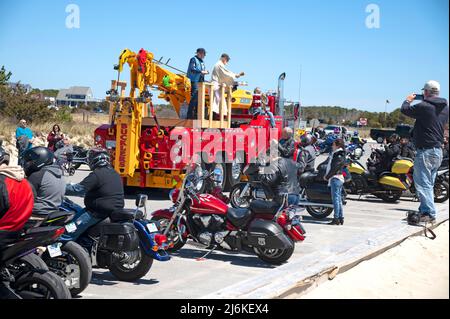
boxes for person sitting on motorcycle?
[22,147,65,227]
[399,137,416,160]
[66,148,124,218]
[295,134,316,174]
[278,127,296,159]
[379,134,402,172]
[259,142,301,206]
[0,144,35,235]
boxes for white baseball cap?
[422,80,440,93]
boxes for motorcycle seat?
[110,209,144,222]
[249,200,280,215]
[299,172,318,187]
[227,207,253,228]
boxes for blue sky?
[0,0,448,112]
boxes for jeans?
[414,147,443,218]
[330,178,344,219]
[187,82,199,119]
[288,194,300,206]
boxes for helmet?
[0,141,10,166]
[87,148,110,170]
[353,131,359,136]
[333,127,340,134]
[300,134,313,146]
[22,147,54,176]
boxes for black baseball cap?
[196,48,206,54]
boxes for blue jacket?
[187,56,205,84]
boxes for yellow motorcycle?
[345,149,413,203]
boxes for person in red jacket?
[0,143,35,233]
[47,124,64,152]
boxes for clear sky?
[0,0,448,112]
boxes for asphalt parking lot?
[64,143,449,299]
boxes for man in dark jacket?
[259,154,300,205]
[278,127,295,159]
[22,147,65,227]
[186,48,209,119]
[66,149,124,219]
[296,134,316,174]
[401,80,449,222]
[400,137,416,160]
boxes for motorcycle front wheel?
[151,215,186,252]
[230,183,253,209]
[306,206,333,219]
[109,247,153,282]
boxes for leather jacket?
[296,145,316,173]
[324,149,346,180]
[260,157,300,203]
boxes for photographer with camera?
[401,80,449,223]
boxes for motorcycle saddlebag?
[98,222,139,252]
[245,219,293,249]
[305,183,333,204]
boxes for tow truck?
[94,48,289,191]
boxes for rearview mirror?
[136,194,148,208]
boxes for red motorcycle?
[150,164,306,265]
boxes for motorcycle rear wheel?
[13,270,71,299]
[42,241,92,297]
[306,206,333,219]
[109,247,153,282]
[256,240,295,265]
[434,180,449,203]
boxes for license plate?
[47,243,62,258]
[65,222,77,233]
[146,223,158,233]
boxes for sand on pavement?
[301,221,449,299]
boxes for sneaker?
[419,214,436,223]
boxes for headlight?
[355,148,363,157]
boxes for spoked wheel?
[109,246,153,282]
[376,190,402,203]
[151,215,186,252]
[41,241,92,297]
[225,155,243,191]
[434,181,449,203]
[12,271,71,299]
[229,183,252,208]
[255,240,295,265]
[306,206,333,219]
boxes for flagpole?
[384,99,389,126]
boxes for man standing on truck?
[401,80,449,223]
[277,127,296,159]
[211,53,245,119]
[186,48,209,120]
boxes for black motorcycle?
[230,163,345,219]
[1,226,71,299]
[28,210,92,297]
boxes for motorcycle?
[151,165,306,265]
[345,149,412,202]
[1,226,71,299]
[230,163,345,220]
[346,149,449,203]
[28,210,93,297]
[59,194,170,282]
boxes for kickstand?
[196,245,217,261]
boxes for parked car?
[370,124,413,144]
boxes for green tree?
[0,66,12,85]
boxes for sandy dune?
[301,221,449,299]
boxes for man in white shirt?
[211,54,244,118]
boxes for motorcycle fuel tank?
[349,162,365,175]
[190,194,228,215]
